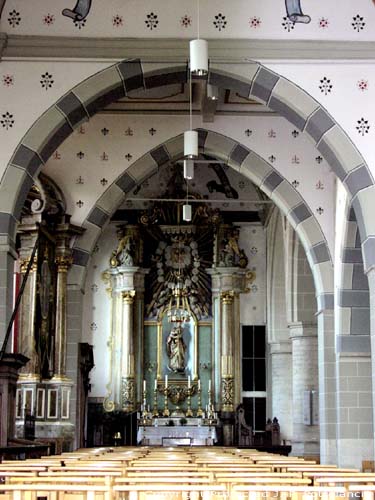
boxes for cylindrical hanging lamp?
[183,159,194,180]
[183,203,192,222]
[189,39,208,76]
[184,130,198,158]
[207,83,218,100]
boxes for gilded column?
[121,290,136,412]
[53,254,73,380]
[19,255,39,378]
[221,291,235,412]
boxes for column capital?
[269,341,292,355]
[220,290,235,305]
[288,321,317,339]
[55,255,73,273]
[122,290,136,303]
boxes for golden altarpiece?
[100,200,254,446]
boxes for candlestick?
[154,379,157,391]
[198,379,201,391]
[188,375,191,388]
[186,384,193,417]
[196,383,203,417]
[152,386,159,417]
[143,379,146,392]
[163,384,170,417]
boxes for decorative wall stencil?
[145,12,159,30]
[319,77,333,95]
[213,13,227,31]
[43,14,55,26]
[285,0,311,24]
[250,246,258,255]
[40,72,54,90]
[316,180,324,190]
[125,153,133,161]
[356,117,370,135]
[1,112,14,130]
[100,152,109,161]
[268,129,276,138]
[90,322,97,331]
[358,79,369,91]
[316,207,324,215]
[249,16,261,28]
[91,284,98,292]
[319,18,329,28]
[180,15,192,28]
[124,127,133,136]
[292,179,300,188]
[8,9,21,27]
[282,16,295,32]
[149,128,157,136]
[52,151,61,160]
[2,74,14,87]
[76,200,84,207]
[101,127,109,136]
[315,156,323,164]
[76,176,84,185]
[62,0,92,23]
[77,151,85,159]
[352,14,366,32]
[291,130,299,138]
[74,18,86,29]
[78,125,85,134]
[100,178,108,186]
[112,14,123,27]
[292,155,300,164]
[245,129,252,137]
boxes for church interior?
[1,0,375,494]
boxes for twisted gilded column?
[121,290,136,412]
[53,254,73,380]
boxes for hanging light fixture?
[184,55,198,159]
[207,83,218,100]
[183,203,192,222]
[189,0,208,76]
[189,39,208,76]
[183,159,194,180]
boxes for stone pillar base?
[291,439,320,457]
[221,411,234,446]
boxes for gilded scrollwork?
[221,377,234,412]
[121,377,135,411]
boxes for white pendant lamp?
[207,83,218,100]
[184,130,198,158]
[183,203,192,222]
[189,39,208,76]
[183,159,194,180]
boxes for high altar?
[99,197,254,446]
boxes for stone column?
[121,290,136,412]
[269,342,293,441]
[289,321,319,456]
[220,290,235,445]
[53,254,73,380]
[366,270,375,462]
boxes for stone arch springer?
[0,57,371,285]
[71,128,333,312]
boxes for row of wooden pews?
[0,446,372,500]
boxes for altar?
[137,418,217,446]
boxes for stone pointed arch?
[0,58,371,267]
[70,129,333,312]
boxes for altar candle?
[143,380,146,392]
[154,379,157,390]
[188,375,191,388]
[165,374,168,388]
[198,379,201,391]
[208,379,211,392]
